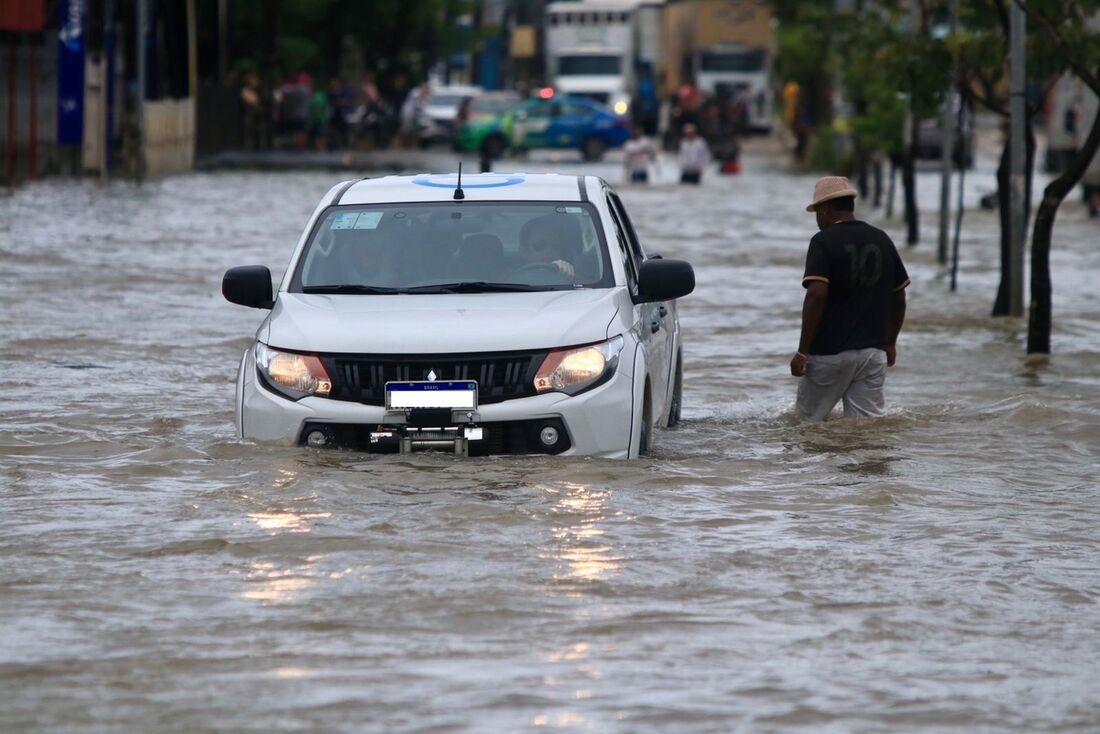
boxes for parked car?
[456,92,631,161]
[417,84,481,147]
[222,173,694,458]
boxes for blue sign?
[57,0,85,146]
[412,175,525,189]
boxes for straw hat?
[806,176,859,212]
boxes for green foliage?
[775,4,839,138]
[226,0,474,97]
[807,129,839,170]
[772,1,950,157]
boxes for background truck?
[661,0,775,133]
[544,1,645,116]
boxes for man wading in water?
[790,176,910,421]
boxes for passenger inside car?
[310,229,399,287]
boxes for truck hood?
[263,289,621,354]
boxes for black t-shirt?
[802,220,910,355]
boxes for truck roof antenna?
[453,162,465,200]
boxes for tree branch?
[961,81,1009,117]
[1013,0,1100,93]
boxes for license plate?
[385,381,478,410]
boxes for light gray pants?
[796,347,888,422]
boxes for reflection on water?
[532,711,589,728]
[545,483,623,583]
[271,667,316,679]
[247,511,332,533]
[241,560,316,604]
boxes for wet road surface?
[2,148,1100,733]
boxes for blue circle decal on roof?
[412,174,525,189]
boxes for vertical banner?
[57,0,86,146]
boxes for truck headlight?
[255,343,332,400]
[534,336,623,396]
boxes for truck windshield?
[700,50,765,73]
[292,202,614,294]
[559,55,622,75]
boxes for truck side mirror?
[633,259,695,304]
[223,265,274,309]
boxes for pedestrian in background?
[791,176,909,421]
[678,123,709,184]
[276,72,311,149]
[623,125,658,184]
[239,72,264,150]
[307,82,330,151]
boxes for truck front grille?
[319,350,548,406]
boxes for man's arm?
[885,287,906,367]
[791,280,828,376]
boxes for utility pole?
[136,0,148,180]
[937,0,957,266]
[218,0,228,81]
[1008,1,1026,317]
[187,0,197,170]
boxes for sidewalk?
[195,148,468,173]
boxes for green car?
[456,93,630,162]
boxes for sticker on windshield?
[353,211,383,229]
[331,211,383,230]
[556,206,584,214]
[331,212,359,230]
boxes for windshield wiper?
[402,281,545,294]
[301,284,403,294]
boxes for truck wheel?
[482,135,506,160]
[582,136,607,162]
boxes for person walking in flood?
[677,123,709,184]
[790,176,909,421]
[623,125,658,184]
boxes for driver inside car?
[515,214,580,280]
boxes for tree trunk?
[903,133,918,245]
[1027,91,1100,353]
[993,135,1011,315]
[993,115,1035,316]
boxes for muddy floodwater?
[2,152,1099,733]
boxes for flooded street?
[2,149,1100,732]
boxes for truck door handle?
[658,305,668,318]
[650,320,661,333]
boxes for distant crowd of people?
[238,70,399,152]
[235,70,756,177]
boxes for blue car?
[457,93,631,161]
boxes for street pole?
[1008,0,1026,317]
[937,0,957,266]
[218,0,228,81]
[136,0,148,180]
[187,0,197,170]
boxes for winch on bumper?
[298,415,572,456]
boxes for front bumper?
[236,350,635,458]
